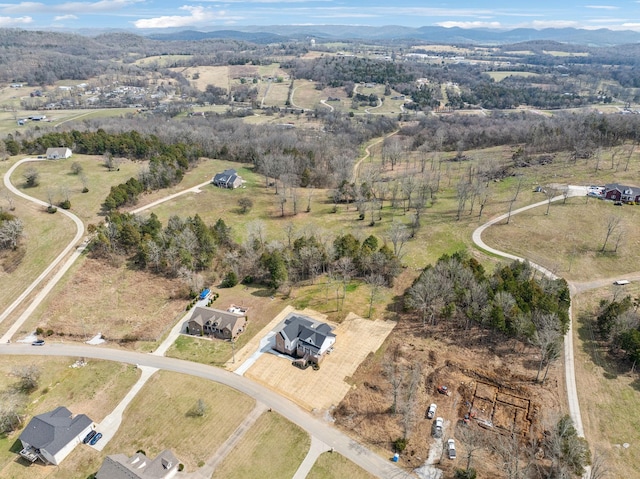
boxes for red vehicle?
[437,385,449,395]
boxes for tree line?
[596,294,640,369]
[89,212,402,297]
[406,253,570,382]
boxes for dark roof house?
[212,169,243,189]
[273,313,336,364]
[187,306,247,339]
[19,406,93,465]
[96,450,179,479]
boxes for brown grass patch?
[334,319,562,476]
[30,256,186,344]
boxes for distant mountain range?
[145,25,640,46]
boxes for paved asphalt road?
[0,343,413,479]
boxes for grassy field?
[261,81,291,108]
[482,196,640,281]
[213,411,310,479]
[0,157,77,326]
[572,289,640,478]
[21,255,187,346]
[0,357,139,479]
[104,370,255,472]
[0,108,133,137]
[12,155,141,225]
[543,50,589,57]
[175,65,230,92]
[487,71,540,81]
[134,54,193,67]
[307,452,377,479]
[290,80,324,110]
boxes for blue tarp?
[199,289,211,300]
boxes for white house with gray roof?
[274,313,336,364]
[46,147,72,159]
[96,449,179,479]
[19,406,93,465]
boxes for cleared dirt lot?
[242,311,396,411]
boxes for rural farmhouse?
[212,169,243,189]
[603,183,640,203]
[19,406,93,465]
[96,449,179,479]
[46,147,72,159]
[274,313,336,365]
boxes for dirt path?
[0,158,86,339]
[351,129,398,183]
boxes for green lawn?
[12,154,140,225]
[103,370,256,472]
[307,452,377,479]
[213,411,310,479]
[0,357,139,478]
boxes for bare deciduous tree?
[12,365,41,392]
[23,166,39,187]
[601,215,622,252]
[0,218,24,250]
[365,273,385,318]
[387,220,409,258]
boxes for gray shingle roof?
[19,406,93,456]
[213,169,240,186]
[96,450,179,479]
[279,314,335,350]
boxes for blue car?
[89,432,102,446]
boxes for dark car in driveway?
[31,339,45,346]
[83,430,97,444]
[89,432,102,446]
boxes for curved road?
[0,343,410,479]
[473,189,591,478]
[0,158,85,331]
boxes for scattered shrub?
[393,437,407,452]
[221,271,238,288]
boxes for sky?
[1,1,640,32]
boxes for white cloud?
[0,3,44,14]
[0,15,32,26]
[134,5,231,29]
[436,21,502,29]
[54,14,78,20]
[530,20,580,29]
[56,0,142,13]
[312,13,379,19]
[0,0,140,14]
[585,5,619,9]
